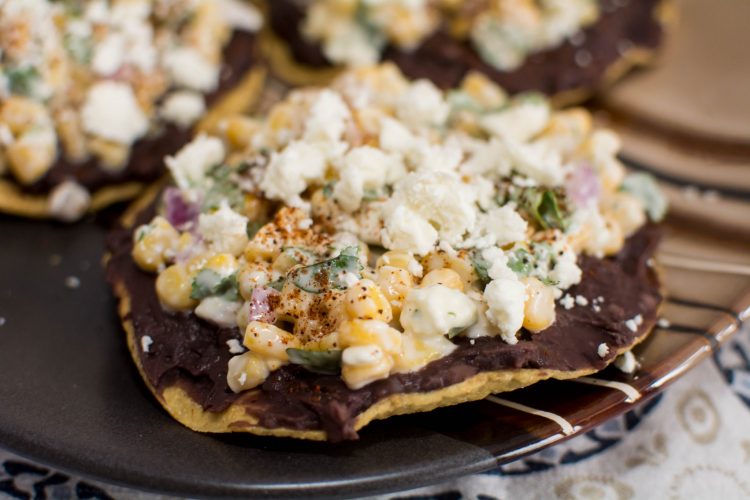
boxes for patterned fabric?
[3,328,750,500]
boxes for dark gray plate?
[0,214,747,498]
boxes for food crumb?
[141,335,153,353]
[575,295,589,306]
[657,318,671,328]
[64,276,81,289]
[560,294,575,310]
[597,343,609,358]
[614,351,638,374]
[227,339,244,354]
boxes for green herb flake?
[520,189,569,231]
[507,248,532,275]
[286,348,342,375]
[621,173,668,222]
[471,251,492,289]
[290,247,363,294]
[266,278,286,292]
[6,66,40,97]
[246,220,265,240]
[448,326,467,339]
[190,269,240,301]
[201,164,244,212]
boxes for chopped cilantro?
[508,248,532,275]
[246,220,265,240]
[470,251,492,289]
[519,189,569,231]
[621,173,668,222]
[290,247,363,294]
[190,269,240,301]
[286,348,342,375]
[202,164,244,212]
[266,278,285,292]
[6,66,39,97]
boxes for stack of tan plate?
[596,0,750,236]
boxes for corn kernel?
[376,251,422,276]
[222,115,260,150]
[393,333,456,373]
[338,319,402,355]
[419,268,464,291]
[602,192,646,237]
[0,96,48,135]
[203,253,239,277]
[6,138,56,185]
[421,251,475,288]
[374,265,413,316]
[521,277,556,333]
[131,217,180,272]
[461,72,508,109]
[343,279,393,322]
[156,264,198,311]
[226,351,270,393]
[87,137,129,171]
[243,321,300,361]
[600,215,625,256]
[341,345,393,390]
[238,263,271,300]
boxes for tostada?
[264,0,671,103]
[107,64,667,441]
[0,0,264,221]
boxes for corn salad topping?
[0,0,261,214]
[302,0,598,71]
[132,64,666,392]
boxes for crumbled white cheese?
[333,146,405,212]
[657,318,671,328]
[195,297,241,328]
[575,295,589,306]
[48,180,91,222]
[92,33,125,75]
[64,276,81,289]
[198,202,249,256]
[483,278,526,344]
[165,134,226,190]
[164,47,220,92]
[81,81,148,145]
[400,285,478,338]
[219,0,263,32]
[548,244,582,290]
[396,79,450,128]
[303,89,351,144]
[382,204,438,256]
[481,98,550,142]
[614,350,638,374]
[560,294,575,310]
[160,90,206,129]
[468,205,527,249]
[141,335,153,353]
[506,139,565,187]
[226,338,245,354]
[260,141,328,207]
[597,343,609,358]
[480,247,516,282]
[384,171,477,249]
[625,318,638,332]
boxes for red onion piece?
[247,286,279,323]
[164,187,200,230]
[566,162,601,208]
